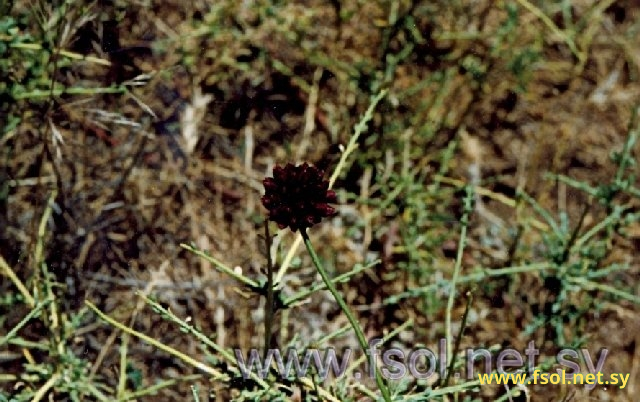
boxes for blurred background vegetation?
[1,0,639,400]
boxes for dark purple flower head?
[262,162,337,232]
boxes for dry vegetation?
[1,0,640,401]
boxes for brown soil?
[1,1,639,401]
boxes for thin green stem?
[444,185,473,376]
[386,262,552,303]
[180,243,260,289]
[443,290,473,387]
[284,259,379,306]
[301,231,392,402]
[13,85,127,100]
[0,298,51,346]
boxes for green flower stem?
[301,230,392,402]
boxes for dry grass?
[1,0,639,401]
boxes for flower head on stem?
[261,163,337,232]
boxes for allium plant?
[262,163,392,402]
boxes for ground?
[1,1,639,401]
